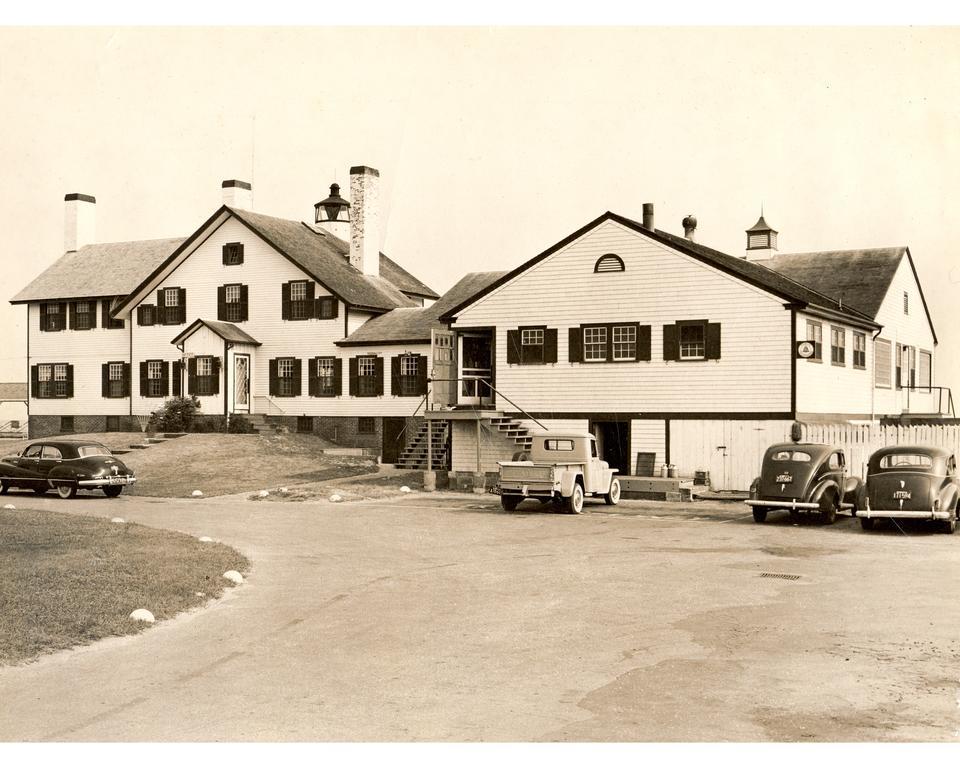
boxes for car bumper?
[745,500,855,512]
[500,482,555,497]
[859,508,950,520]
[77,476,136,487]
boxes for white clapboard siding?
[453,219,791,414]
[631,419,667,472]
[794,312,873,416]
[179,323,228,416]
[27,301,131,416]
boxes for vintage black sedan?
[858,445,959,533]
[746,442,861,524]
[0,439,136,499]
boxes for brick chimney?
[222,179,253,210]
[64,193,96,252]
[349,165,380,277]
[642,203,655,230]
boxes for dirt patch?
[759,545,846,559]
[249,470,424,502]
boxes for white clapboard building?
[10,166,463,461]
[430,205,942,489]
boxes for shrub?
[228,415,256,434]
[148,396,200,432]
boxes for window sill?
[831,362,846,368]
[807,359,823,364]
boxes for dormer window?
[72,300,94,330]
[594,254,625,273]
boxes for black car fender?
[809,478,841,506]
[48,465,81,484]
[938,482,959,513]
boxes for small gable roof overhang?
[171,319,262,347]
[439,211,879,329]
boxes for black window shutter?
[69,302,77,330]
[329,298,339,319]
[417,354,429,395]
[240,285,249,321]
[374,356,384,396]
[308,358,318,397]
[705,323,721,360]
[638,325,652,361]
[292,358,302,396]
[123,363,131,397]
[333,358,343,396]
[348,357,358,396]
[137,306,144,325]
[281,282,291,320]
[101,301,109,329]
[178,288,187,322]
[161,361,170,396]
[65,365,74,398]
[139,362,148,396]
[506,330,521,364]
[187,357,197,395]
[89,302,97,329]
[212,357,221,395]
[101,363,109,397]
[305,282,316,316]
[568,327,583,363]
[391,356,401,395]
[217,286,227,321]
[172,362,182,397]
[222,245,229,265]
[39,304,47,332]
[663,324,679,361]
[30,365,39,398]
[156,290,166,325]
[543,329,558,363]
[269,359,278,396]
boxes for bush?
[148,396,200,432]
[228,415,256,434]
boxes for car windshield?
[879,454,932,469]
[771,450,812,462]
[77,444,111,458]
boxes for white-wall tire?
[565,483,584,514]
[604,478,621,506]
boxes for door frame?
[233,353,251,414]
[382,417,407,465]
[589,419,632,476]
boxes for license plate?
[775,474,793,483]
[893,490,911,500]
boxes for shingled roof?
[171,319,262,347]
[440,211,879,327]
[10,237,185,304]
[339,271,507,346]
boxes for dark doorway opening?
[382,417,407,464]
[590,420,631,476]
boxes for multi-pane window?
[225,284,242,322]
[679,323,705,360]
[357,417,376,435]
[37,364,53,398]
[358,356,378,397]
[830,327,846,366]
[806,320,823,361]
[147,360,164,397]
[41,302,66,332]
[583,327,607,362]
[316,357,336,396]
[138,304,156,326]
[317,297,337,319]
[163,288,184,324]
[53,363,69,398]
[853,332,866,369]
[521,328,544,364]
[612,325,637,361]
[398,355,420,396]
[195,356,216,396]
[277,357,296,397]
[108,362,125,397]
[290,281,310,320]
[74,301,93,330]
[222,242,244,265]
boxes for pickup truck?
[497,432,621,513]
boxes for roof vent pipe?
[682,214,697,242]
[642,203,654,230]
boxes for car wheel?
[860,517,875,531]
[819,493,838,525]
[604,478,621,506]
[500,494,521,512]
[942,514,957,535]
[565,483,585,514]
[0,480,7,495]
[103,486,123,498]
[752,508,768,523]
[56,483,77,500]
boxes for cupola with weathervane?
[314,182,351,241]
[744,209,778,261]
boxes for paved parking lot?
[1,491,958,741]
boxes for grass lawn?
[1,432,378,498]
[0,508,249,665]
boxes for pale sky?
[1,27,958,394]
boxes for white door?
[234,354,250,413]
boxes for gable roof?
[338,271,508,346]
[171,319,262,347]
[9,237,185,304]
[754,247,937,344]
[0,382,27,401]
[440,211,879,328]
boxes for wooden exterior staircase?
[488,416,534,453]
[396,420,451,470]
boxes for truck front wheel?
[565,483,585,514]
[500,494,522,512]
[604,478,621,506]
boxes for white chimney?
[222,179,253,210]
[64,193,96,252]
[349,165,380,277]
